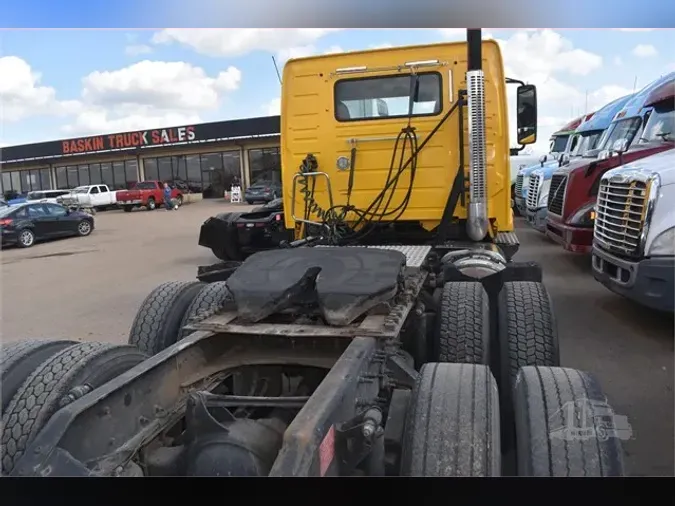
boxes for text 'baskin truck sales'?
[61,126,197,155]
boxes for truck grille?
[515,174,524,196]
[526,174,541,210]
[594,178,649,257]
[546,174,567,216]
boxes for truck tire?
[177,282,235,340]
[123,206,133,212]
[434,281,490,365]
[128,281,204,355]
[498,281,559,456]
[146,198,156,211]
[1,339,77,412]
[513,366,626,476]
[401,363,500,476]
[498,281,559,387]
[0,342,146,475]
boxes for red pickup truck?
[116,181,183,212]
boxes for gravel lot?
[1,200,672,476]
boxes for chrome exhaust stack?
[465,30,489,242]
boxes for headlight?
[538,179,551,207]
[568,202,596,227]
[648,228,675,256]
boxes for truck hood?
[604,147,675,186]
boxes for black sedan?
[0,203,94,249]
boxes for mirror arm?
[506,77,525,86]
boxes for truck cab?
[591,148,675,312]
[545,72,675,253]
[524,111,601,232]
[514,115,584,216]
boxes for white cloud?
[370,43,394,50]
[492,29,603,154]
[438,29,466,39]
[264,97,281,116]
[276,44,346,66]
[587,85,634,111]
[439,29,494,40]
[125,44,152,56]
[151,29,341,58]
[63,60,241,136]
[632,44,658,58]
[0,56,80,122]
[324,45,345,54]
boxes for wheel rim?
[148,200,155,209]
[19,230,33,246]
[177,196,183,205]
[78,221,91,235]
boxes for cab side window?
[90,187,100,194]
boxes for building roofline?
[1,115,281,166]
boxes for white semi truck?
[592,148,675,312]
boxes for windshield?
[0,206,15,217]
[26,192,44,200]
[550,134,569,153]
[598,117,642,151]
[571,131,603,156]
[639,104,674,143]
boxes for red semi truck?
[116,180,184,212]
[545,73,675,253]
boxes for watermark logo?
[549,398,634,442]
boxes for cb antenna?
[271,56,282,85]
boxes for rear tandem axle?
[1,244,625,477]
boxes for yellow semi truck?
[1,30,624,478]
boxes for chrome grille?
[526,174,541,210]
[515,174,524,196]
[594,178,649,257]
[547,174,567,215]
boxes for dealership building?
[0,116,281,200]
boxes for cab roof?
[613,70,675,121]
[645,75,675,107]
[576,94,634,133]
[553,114,586,136]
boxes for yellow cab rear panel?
[280,40,513,238]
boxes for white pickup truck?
[57,184,118,211]
[591,148,675,312]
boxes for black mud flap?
[198,216,240,258]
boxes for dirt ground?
[0,200,673,475]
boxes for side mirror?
[516,84,537,145]
[613,138,629,154]
[539,154,548,164]
[559,153,570,167]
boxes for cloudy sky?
[1,28,673,154]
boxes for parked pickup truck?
[57,184,117,211]
[116,180,183,212]
[592,149,675,313]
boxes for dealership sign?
[62,126,197,154]
[1,116,281,164]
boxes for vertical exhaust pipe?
[465,29,490,242]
